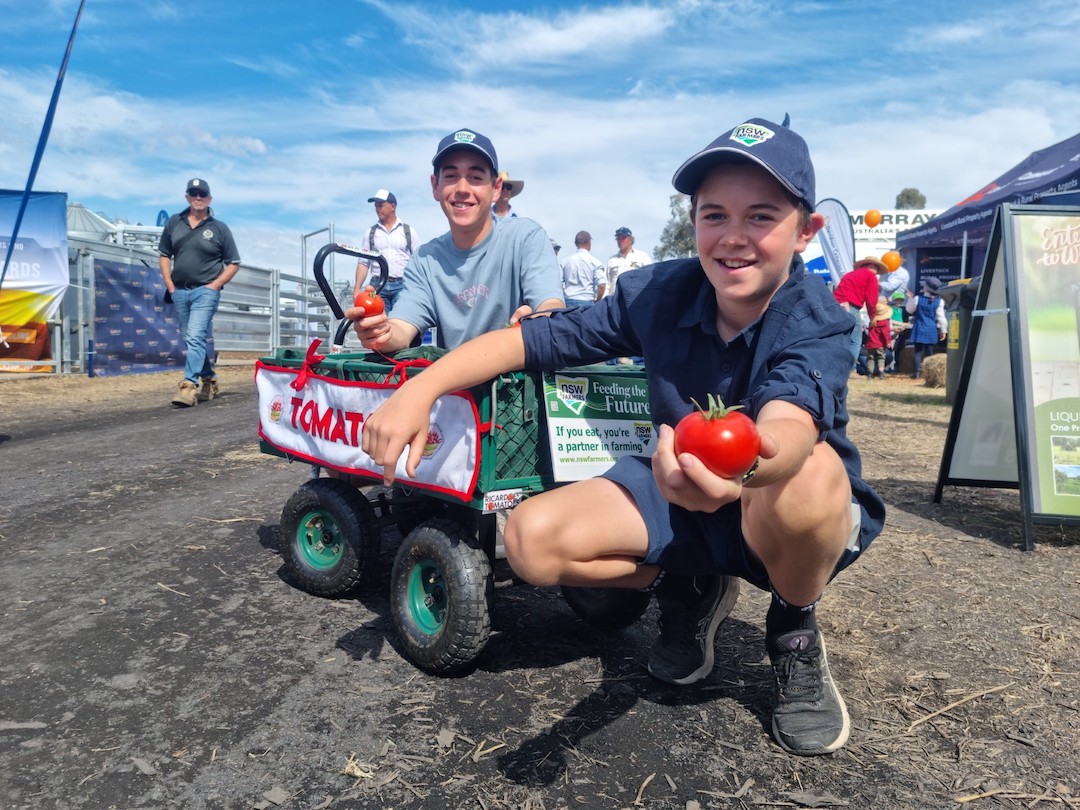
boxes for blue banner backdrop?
[92,258,213,376]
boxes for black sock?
[766,589,819,637]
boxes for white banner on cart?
[256,364,481,500]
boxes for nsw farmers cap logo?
[555,374,589,416]
[730,123,775,148]
[454,130,477,144]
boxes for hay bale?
[921,353,947,387]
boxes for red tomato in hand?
[353,286,385,316]
[673,394,760,478]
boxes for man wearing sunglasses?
[158,178,241,408]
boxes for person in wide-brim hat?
[493,170,524,218]
[854,256,889,273]
[873,298,893,322]
[497,171,524,197]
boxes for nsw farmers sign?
[542,369,653,481]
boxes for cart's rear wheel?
[279,478,379,597]
[390,519,492,675]
[560,586,651,630]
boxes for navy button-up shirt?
[522,256,885,551]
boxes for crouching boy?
[360,117,885,756]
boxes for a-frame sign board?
[934,204,1080,550]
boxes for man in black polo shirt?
[158,178,241,407]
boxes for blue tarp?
[896,131,1080,276]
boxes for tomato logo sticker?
[422,423,444,459]
[269,394,285,423]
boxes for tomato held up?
[353,286,385,316]
[673,394,760,479]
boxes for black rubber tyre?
[279,478,380,598]
[389,518,493,675]
[560,586,652,631]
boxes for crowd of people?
[160,119,945,758]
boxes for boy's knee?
[503,503,560,586]
[746,447,851,550]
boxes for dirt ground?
[0,359,1077,810]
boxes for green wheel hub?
[294,509,344,571]
[405,558,447,635]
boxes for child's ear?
[795,212,825,251]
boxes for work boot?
[767,628,850,756]
[197,377,219,402]
[171,380,198,408]
[647,574,740,685]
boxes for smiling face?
[431,148,499,248]
[691,161,822,336]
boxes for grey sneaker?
[647,574,740,685]
[197,377,219,402]
[171,380,198,407]
[767,629,850,756]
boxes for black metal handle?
[312,242,389,320]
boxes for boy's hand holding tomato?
[353,286,385,316]
[345,286,391,349]
[653,394,764,513]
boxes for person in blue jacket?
[905,277,947,379]
[360,118,885,757]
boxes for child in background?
[865,297,893,379]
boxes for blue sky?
[3,0,1080,273]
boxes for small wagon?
[257,244,653,674]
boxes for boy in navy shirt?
[361,118,884,757]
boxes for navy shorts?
[601,455,864,592]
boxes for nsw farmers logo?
[555,374,589,416]
[634,422,653,444]
[730,123,774,147]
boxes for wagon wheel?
[560,586,652,631]
[279,478,380,597]
[390,518,493,675]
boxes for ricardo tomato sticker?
[422,424,444,459]
[269,394,285,423]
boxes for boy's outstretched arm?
[361,327,527,483]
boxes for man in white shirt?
[600,226,651,299]
[560,230,605,307]
[354,189,418,313]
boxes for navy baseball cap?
[432,128,499,173]
[671,118,816,210]
[615,227,633,237]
